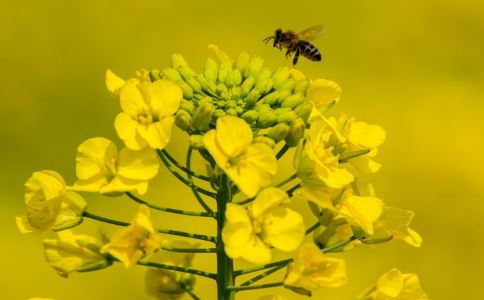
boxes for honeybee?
[263,25,325,66]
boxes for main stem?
[216,175,235,300]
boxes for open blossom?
[145,240,197,300]
[307,78,342,111]
[101,205,161,268]
[222,187,305,264]
[373,207,422,247]
[204,116,277,197]
[73,137,159,195]
[338,195,384,236]
[16,171,86,233]
[42,230,110,277]
[114,78,182,150]
[360,268,428,300]
[296,115,354,189]
[284,243,346,296]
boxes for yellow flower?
[101,205,161,268]
[338,195,384,235]
[296,116,353,189]
[203,116,277,197]
[73,137,159,195]
[222,187,305,264]
[361,268,428,300]
[284,243,346,295]
[106,69,127,96]
[293,185,338,209]
[16,171,86,233]
[115,79,182,150]
[145,240,197,300]
[42,230,110,277]
[374,207,422,247]
[307,79,342,111]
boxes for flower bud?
[171,53,190,69]
[267,123,290,143]
[277,78,296,92]
[260,91,280,106]
[272,67,291,88]
[149,69,162,82]
[230,86,241,99]
[213,109,226,119]
[245,89,260,107]
[225,108,237,116]
[257,67,273,81]
[295,80,309,95]
[204,58,218,82]
[253,136,276,148]
[186,77,202,93]
[226,69,242,88]
[246,56,264,78]
[179,82,193,99]
[294,102,312,121]
[285,118,306,147]
[192,102,215,131]
[257,110,277,128]
[195,75,213,93]
[218,61,232,84]
[276,110,298,124]
[163,68,183,83]
[281,93,305,108]
[241,76,256,97]
[234,52,250,73]
[189,135,205,150]
[175,110,192,131]
[216,83,229,95]
[180,99,195,114]
[255,78,273,95]
[178,65,197,80]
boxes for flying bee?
[263,25,325,66]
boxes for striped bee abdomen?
[299,40,321,61]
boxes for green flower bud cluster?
[149,50,312,147]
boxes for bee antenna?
[263,36,274,44]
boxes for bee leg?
[292,47,301,66]
[285,49,292,58]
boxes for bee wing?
[297,25,325,41]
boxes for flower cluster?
[17,45,427,300]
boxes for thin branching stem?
[138,261,217,280]
[240,264,286,286]
[276,143,290,160]
[305,221,321,235]
[161,149,211,181]
[83,211,217,243]
[275,173,298,187]
[286,183,301,196]
[185,289,201,300]
[186,148,215,215]
[126,192,216,218]
[227,282,283,292]
[160,245,218,253]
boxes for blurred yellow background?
[1,0,483,299]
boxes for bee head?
[274,29,283,47]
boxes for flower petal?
[215,116,253,157]
[149,79,182,117]
[120,81,149,116]
[136,117,175,150]
[117,148,159,181]
[75,137,117,180]
[263,207,305,252]
[115,113,147,150]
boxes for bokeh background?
[1,0,483,299]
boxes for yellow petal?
[136,117,175,150]
[222,204,253,250]
[75,137,117,180]
[117,147,159,181]
[263,207,305,252]
[339,196,384,235]
[120,81,149,116]
[307,79,342,110]
[250,187,289,219]
[375,207,422,247]
[73,174,108,192]
[100,176,148,195]
[215,116,253,157]
[115,112,147,150]
[106,69,125,96]
[227,236,271,264]
[348,121,386,149]
[149,79,182,117]
[293,185,335,209]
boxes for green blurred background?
[1,0,483,299]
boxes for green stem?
[138,261,217,280]
[339,148,371,163]
[160,149,211,181]
[276,143,289,159]
[275,173,298,187]
[286,183,300,196]
[234,237,356,276]
[83,211,216,243]
[157,149,217,198]
[161,245,218,253]
[216,175,235,300]
[187,148,215,214]
[185,288,201,300]
[305,221,321,235]
[240,264,286,286]
[227,282,283,292]
[126,192,215,218]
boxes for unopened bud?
[245,89,260,107]
[189,135,205,150]
[253,136,276,148]
[226,69,242,88]
[276,110,298,124]
[241,77,256,97]
[163,68,183,83]
[255,78,273,95]
[175,110,192,131]
[234,52,250,73]
[204,58,218,82]
[260,91,280,106]
[218,61,232,84]
[179,82,193,99]
[225,108,237,116]
[241,110,258,124]
[272,67,291,88]
[186,77,202,93]
[149,69,162,82]
[281,93,305,108]
[180,100,195,114]
[230,86,241,100]
[277,78,296,92]
[285,118,306,147]
[171,53,190,69]
[246,57,264,78]
[192,102,215,131]
[257,110,277,128]
[267,123,290,143]
[216,83,229,95]
[257,67,272,81]
[294,102,312,121]
[213,109,226,119]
